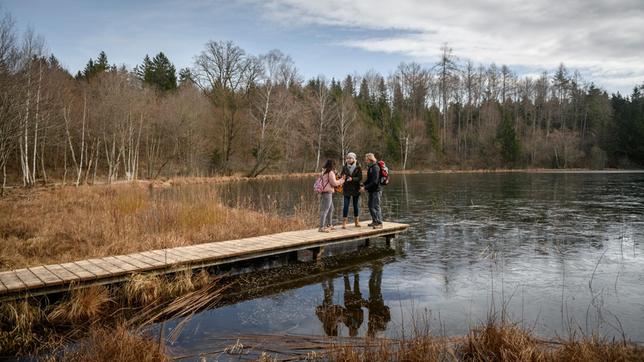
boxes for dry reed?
[327,320,644,362]
[0,183,310,271]
[0,269,222,357]
[53,324,168,362]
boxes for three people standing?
[318,152,383,232]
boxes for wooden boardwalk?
[0,222,408,300]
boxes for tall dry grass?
[0,269,220,356]
[52,324,169,362]
[0,183,310,271]
[327,321,644,362]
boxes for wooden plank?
[249,236,286,245]
[220,243,255,253]
[113,255,154,271]
[244,235,280,242]
[137,251,176,268]
[44,264,80,282]
[148,250,184,264]
[164,249,199,263]
[138,251,169,264]
[216,246,248,256]
[202,246,236,258]
[173,247,205,258]
[102,256,139,272]
[15,268,44,288]
[255,237,297,249]
[0,271,25,291]
[28,266,63,286]
[252,237,295,247]
[272,233,306,242]
[268,234,303,242]
[197,243,232,255]
[148,250,179,265]
[74,260,111,278]
[182,245,224,259]
[231,237,263,246]
[129,253,168,267]
[87,258,126,275]
[60,262,96,280]
[201,243,242,254]
[262,234,300,245]
[129,253,165,267]
[235,239,268,247]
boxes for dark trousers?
[343,195,360,218]
[367,191,382,224]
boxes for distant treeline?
[1,9,643,192]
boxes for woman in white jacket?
[319,159,345,232]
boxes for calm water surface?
[157,172,644,352]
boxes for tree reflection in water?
[315,261,390,337]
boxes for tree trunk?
[1,163,6,197]
[76,95,87,186]
[31,61,42,184]
[21,62,32,187]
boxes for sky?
[3,0,643,95]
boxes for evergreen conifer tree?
[497,110,521,164]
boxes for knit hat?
[346,152,357,160]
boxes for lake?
[157,171,644,355]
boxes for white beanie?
[346,152,357,160]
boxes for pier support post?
[385,234,395,248]
[364,238,370,247]
[310,246,323,261]
[287,251,299,262]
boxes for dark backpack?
[377,160,389,186]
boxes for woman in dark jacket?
[340,152,362,228]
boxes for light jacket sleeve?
[327,171,345,187]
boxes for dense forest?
[1,9,643,193]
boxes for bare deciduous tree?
[194,40,259,173]
[248,50,299,177]
[306,78,336,171]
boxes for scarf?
[346,163,357,175]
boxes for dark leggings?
[343,195,360,218]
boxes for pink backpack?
[313,173,328,193]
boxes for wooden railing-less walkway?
[0,222,409,300]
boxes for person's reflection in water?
[315,279,343,336]
[365,262,390,337]
[342,272,364,337]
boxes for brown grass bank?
[32,320,644,361]
[0,269,221,356]
[51,324,169,362]
[326,322,644,362]
[0,183,313,271]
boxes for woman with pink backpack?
[314,159,346,232]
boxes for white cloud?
[257,0,644,92]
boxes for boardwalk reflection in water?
[316,262,390,337]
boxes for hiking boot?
[372,223,383,229]
[367,222,375,227]
[354,217,361,227]
[342,218,348,229]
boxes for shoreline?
[119,167,644,190]
[3,167,643,194]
